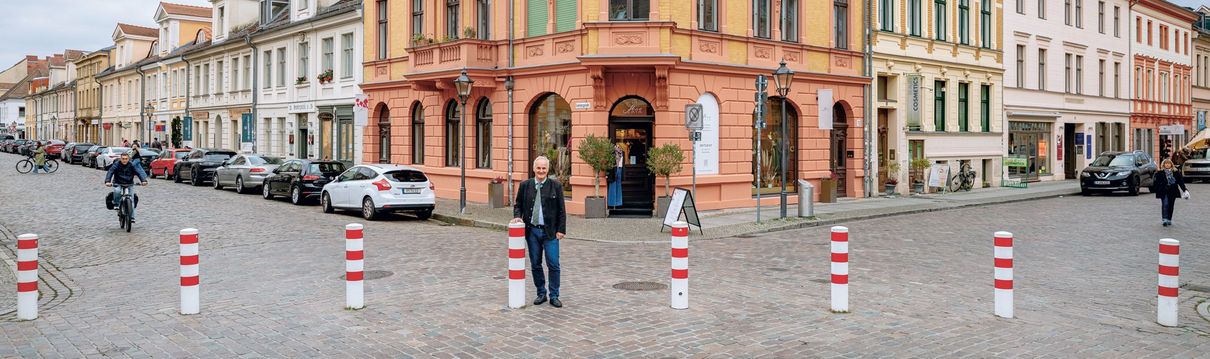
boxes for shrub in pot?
[909,158,931,194]
[882,161,900,195]
[646,143,685,218]
[576,134,615,218]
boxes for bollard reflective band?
[994,279,1013,290]
[994,236,1012,247]
[17,239,37,249]
[180,255,199,265]
[17,281,38,292]
[1158,265,1179,276]
[1158,286,1178,297]
[346,229,363,240]
[831,253,848,262]
[508,226,525,237]
[994,258,1013,268]
[509,269,525,280]
[671,269,688,279]
[346,271,364,281]
[1159,244,1179,255]
[671,248,688,258]
[672,226,688,237]
[346,250,364,260]
[831,274,848,284]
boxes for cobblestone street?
[1,152,1209,358]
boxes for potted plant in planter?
[645,143,685,218]
[463,27,477,39]
[487,176,506,208]
[882,161,900,195]
[819,171,839,203]
[316,69,333,84]
[411,34,431,46]
[909,158,931,194]
[296,76,307,85]
[576,134,615,218]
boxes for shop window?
[475,98,491,168]
[529,93,573,196]
[445,100,461,167]
[752,97,798,195]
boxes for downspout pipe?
[136,66,147,144]
[94,75,105,145]
[864,0,874,197]
[245,34,259,154]
[506,0,516,205]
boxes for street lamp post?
[454,69,474,214]
[144,104,155,146]
[772,61,795,219]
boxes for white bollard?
[345,224,365,310]
[507,223,527,309]
[670,221,689,310]
[1157,238,1180,327]
[994,231,1014,319]
[16,233,39,320]
[179,228,200,315]
[830,226,849,313]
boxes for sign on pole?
[906,74,922,129]
[685,104,704,130]
[182,116,193,141]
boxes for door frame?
[607,96,656,216]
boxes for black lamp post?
[772,61,795,219]
[454,69,474,214]
[144,104,155,145]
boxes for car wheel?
[148,169,157,179]
[416,209,433,220]
[1080,187,1090,196]
[321,192,334,213]
[190,169,201,186]
[235,176,246,194]
[213,175,223,190]
[290,185,303,205]
[173,168,183,183]
[362,197,378,220]
[262,181,274,199]
[1128,176,1140,196]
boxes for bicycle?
[15,156,59,174]
[109,183,144,232]
[948,162,976,192]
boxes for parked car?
[134,148,160,173]
[83,146,105,168]
[149,149,192,179]
[95,147,132,170]
[173,148,237,186]
[64,143,95,164]
[42,140,66,159]
[8,139,29,153]
[1080,151,1157,196]
[321,164,436,220]
[262,159,346,205]
[0,139,12,152]
[213,154,286,194]
[17,140,37,156]
[1181,148,1210,183]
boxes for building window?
[232,58,240,91]
[754,0,771,38]
[610,0,650,21]
[1075,55,1083,94]
[1038,49,1047,90]
[934,80,946,131]
[1159,25,1168,50]
[980,1,991,48]
[202,63,210,94]
[1147,20,1152,46]
[1064,53,1072,93]
[958,0,968,45]
[909,0,922,35]
[378,105,391,163]
[753,97,798,195]
[935,0,947,41]
[322,37,334,73]
[1064,0,1071,25]
[478,0,491,38]
[529,93,573,195]
[880,0,894,31]
[1159,72,1168,102]
[1098,59,1105,96]
[958,83,969,132]
[217,61,225,93]
[1136,17,1141,43]
[244,55,251,91]
[377,0,388,59]
[342,33,355,79]
[276,48,286,87]
[1016,45,1025,87]
[1113,61,1120,98]
[1074,0,1082,28]
[785,0,801,42]
[527,0,548,36]
[218,6,226,34]
[1097,1,1104,33]
[831,0,843,47]
[980,84,990,132]
[298,42,309,79]
[475,98,491,168]
[263,50,272,89]
[555,0,576,32]
[700,0,719,31]
[411,102,424,164]
[1113,6,1119,37]
[446,0,460,39]
[1016,0,1023,14]
[445,100,460,167]
[412,0,423,40]
[1038,0,1046,19]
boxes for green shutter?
[555,0,577,33]
[527,0,548,36]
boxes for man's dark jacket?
[105,159,148,185]
[513,178,567,238]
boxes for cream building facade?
[97,24,158,146]
[140,2,213,147]
[871,0,1005,194]
[1193,6,1209,134]
[179,0,259,150]
[74,48,110,143]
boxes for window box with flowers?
[317,69,334,84]
[488,176,507,208]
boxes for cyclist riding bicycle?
[104,152,149,222]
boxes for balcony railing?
[408,39,498,74]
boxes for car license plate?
[1094,180,1110,185]
[402,188,421,194]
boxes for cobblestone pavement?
[1,152,1209,358]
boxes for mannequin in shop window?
[608,142,624,208]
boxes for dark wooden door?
[609,121,654,217]
[832,104,848,196]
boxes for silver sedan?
[213,154,286,194]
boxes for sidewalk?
[431,180,1081,243]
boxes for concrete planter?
[584,196,607,218]
[487,183,506,208]
[884,183,897,195]
[819,179,839,203]
[654,196,672,218]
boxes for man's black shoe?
[533,295,547,306]
[550,298,562,308]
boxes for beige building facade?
[74,49,111,143]
[97,23,158,146]
[140,2,213,147]
[1193,6,1210,135]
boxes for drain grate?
[613,281,667,291]
[340,270,394,281]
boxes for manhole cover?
[340,270,394,280]
[613,281,667,291]
[1197,301,1210,322]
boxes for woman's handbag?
[1182,190,1190,200]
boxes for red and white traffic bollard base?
[994,231,1014,319]
[179,228,200,315]
[1157,238,1180,327]
[16,233,38,320]
[507,223,526,309]
[671,221,689,310]
[346,224,365,310]
[831,226,849,313]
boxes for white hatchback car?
[321,164,436,220]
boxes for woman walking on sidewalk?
[1150,159,1189,227]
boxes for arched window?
[444,100,461,167]
[752,97,798,195]
[475,98,492,168]
[529,93,572,196]
[410,102,424,164]
[377,104,391,163]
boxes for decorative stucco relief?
[614,32,645,46]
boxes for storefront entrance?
[1008,121,1052,182]
[608,97,655,217]
[1063,124,1077,179]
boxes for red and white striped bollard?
[179,228,200,315]
[346,223,365,310]
[994,231,1013,318]
[671,221,689,309]
[831,226,849,313]
[16,233,38,320]
[1157,238,1179,327]
[507,223,527,309]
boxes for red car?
[150,149,193,179]
[43,141,66,159]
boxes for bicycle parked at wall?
[948,162,976,192]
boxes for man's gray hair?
[533,156,551,167]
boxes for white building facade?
[180,0,260,150]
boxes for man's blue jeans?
[113,185,136,220]
[525,226,560,299]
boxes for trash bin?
[798,179,814,217]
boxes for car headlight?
[1115,171,1131,177]
[1081,172,1091,178]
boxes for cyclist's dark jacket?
[105,159,147,185]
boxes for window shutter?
[555,0,576,32]
[527,0,548,36]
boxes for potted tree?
[576,134,615,218]
[463,27,478,39]
[819,171,839,203]
[910,158,931,194]
[882,161,900,195]
[646,143,685,218]
[488,176,506,208]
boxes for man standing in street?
[512,156,566,308]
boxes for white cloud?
[0,0,212,66]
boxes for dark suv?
[262,159,346,205]
[1080,151,1156,196]
[173,148,238,186]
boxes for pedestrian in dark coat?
[511,155,567,308]
[1150,159,1189,227]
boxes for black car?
[262,159,346,205]
[134,148,160,174]
[7,139,28,153]
[64,143,95,164]
[173,148,237,186]
[83,146,105,167]
[1080,151,1157,196]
